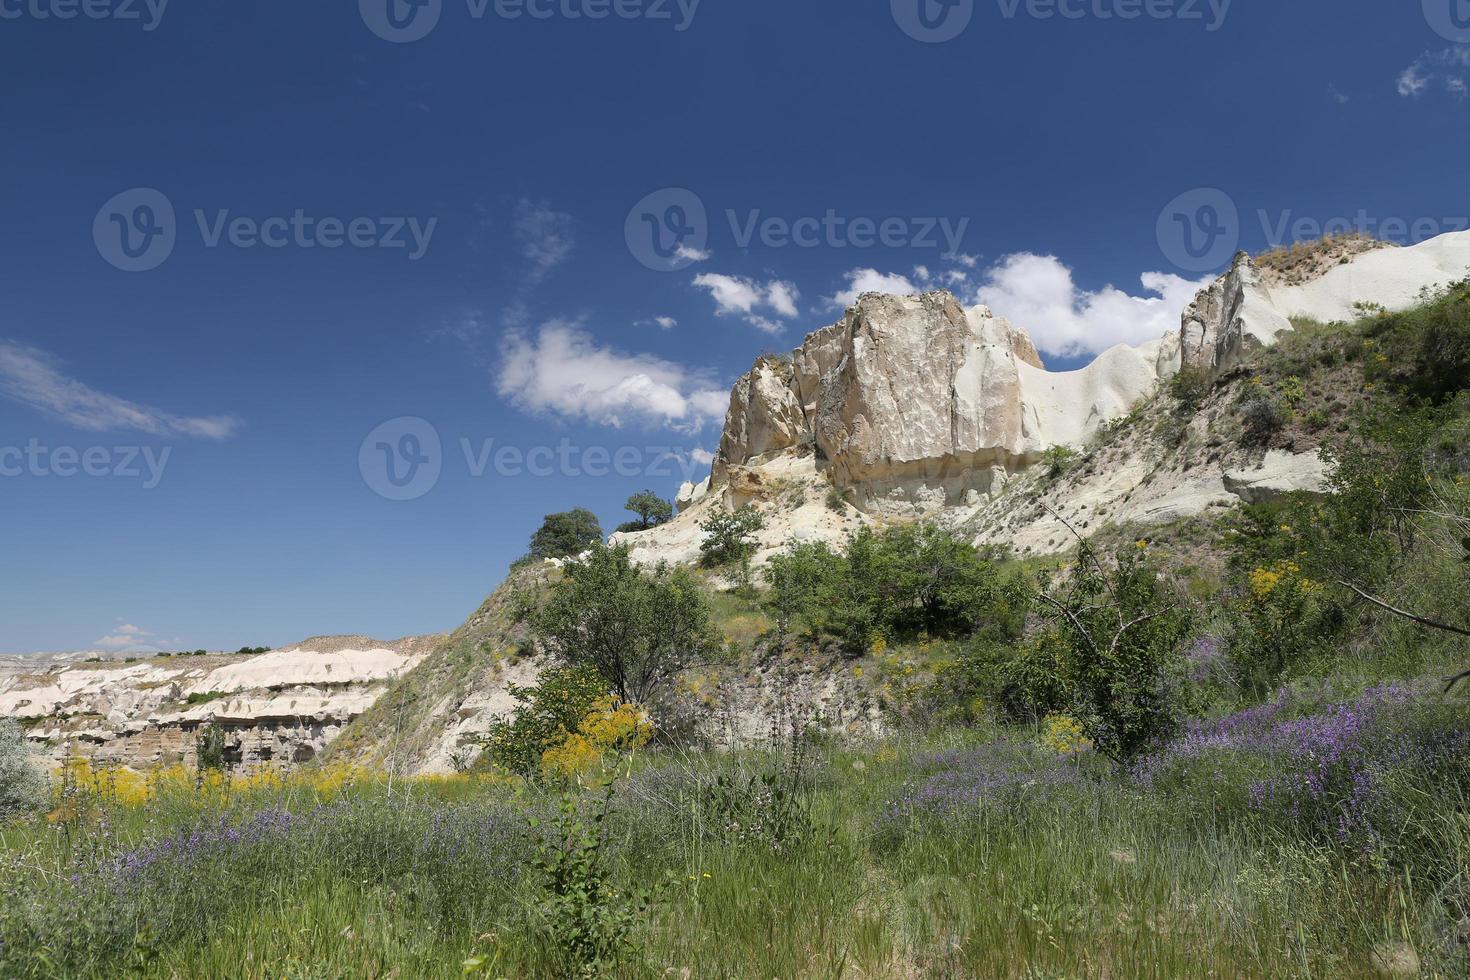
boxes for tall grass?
[5,681,1469,978]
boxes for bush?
[763,540,846,637]
[1169,366,1211,416]
[698,506,765,568]
[1040,446,1080,479]
[765,524,1024,651]
[0,720,45,820]
[1238,395,1286,447]
[1037,543,1194,762]
[530,544,717,705]
[482,666,609,778]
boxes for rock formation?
[1180,251,1294,375]
[711,291,1171,512]
[0,635,442,770]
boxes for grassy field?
[4,669,1469,979]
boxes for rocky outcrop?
[711,291,1170,513]
[1222,450,1331,504]
[1180,252,1295,375]
[1,635,442,771]
[712,356,808,484]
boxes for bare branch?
[1038,591,1099,657]
[1336,579,1470,639]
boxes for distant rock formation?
[0,634,443,771]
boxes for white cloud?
[1397,47,1470,99]
[95,623,154,650]
[1328,83,1350,104]
[692,274,800,334]
[0,341,240,439]
[513,199,575,282]
[826,268,919,309]
[675,244,712,263]
[974,253,1211,357]
[643,316,678,330]
[496,320,726,430]
[690,447,716,466]
[1399,64,1430,98]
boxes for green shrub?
[764,524,1024,652]
[1169,366,1211,416]
[698,506,765,568]
[1037,543,1194,762]
[481,665,609,778]
[529,790,649,978]
[1040,446,1080,479]
[763,541,846,637]
[530,544,717,705]
[0,720,45,821]
[1238,395,1286,447]
[194,725,228,773]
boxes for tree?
[698,506,765,568]
[530,509,605,560]
[763,541,847,637]
[615,490,673,534]
[530,544,717,704]
[1037,537,1193,763]
[0,720,45,820]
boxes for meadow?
[3,670,1469,979]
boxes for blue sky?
[2,0,1468,652]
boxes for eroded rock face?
[711,291,1165,512]
[712,357,808,484]
[1181,251,1294,375]
[0,635,443,771]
